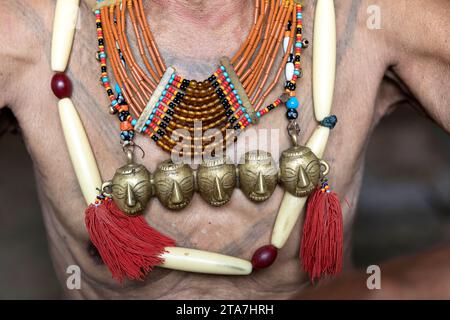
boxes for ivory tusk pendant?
[51,0,80,72]
[312,0,336,122]
[58,98,102,204]
[159,247,253,275]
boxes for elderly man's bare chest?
[18,5,388,297]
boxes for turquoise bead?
[286,97,299,109]
[131,119,137,126]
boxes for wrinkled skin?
[0,0,449,299]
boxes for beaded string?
[95,0,304,155]
[95,8,137,141]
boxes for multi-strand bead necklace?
[50,0,342,284]
[90,0,305,155]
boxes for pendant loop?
[320,159,330,177]
[122,141,145,164]
[101,181,113,198]
[287,121,301,146]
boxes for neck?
[87,0,250,23]
[144,0,254,78]
[147,0,250,23]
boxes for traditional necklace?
[51,0,342,284]
[95,0,304,156]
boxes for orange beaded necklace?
[95,0,306,156]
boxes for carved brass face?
[153,160,195,210]
[280,145,330,197]
[238,151,278,202]
[197,158,236,207]
[103,163,153,216]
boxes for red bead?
[51,73,73,99]
[251,245,278,269]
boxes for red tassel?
[300,186,343,282]
[85,199,176,283]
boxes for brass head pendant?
[153,160,195,210]
[197,158,236,207]
[279,122,330,197]
[102,146,153,216]
[279,145,329,197]
[238,151,278,202]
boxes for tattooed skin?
[0,0,449,299]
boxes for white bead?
[159,247,253,275]
[58,98,102,204]
[285,62,295,81]
[51,0,80,72]
[283,36,292,54]
[313,0,337,121]
[271,125,330,249]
